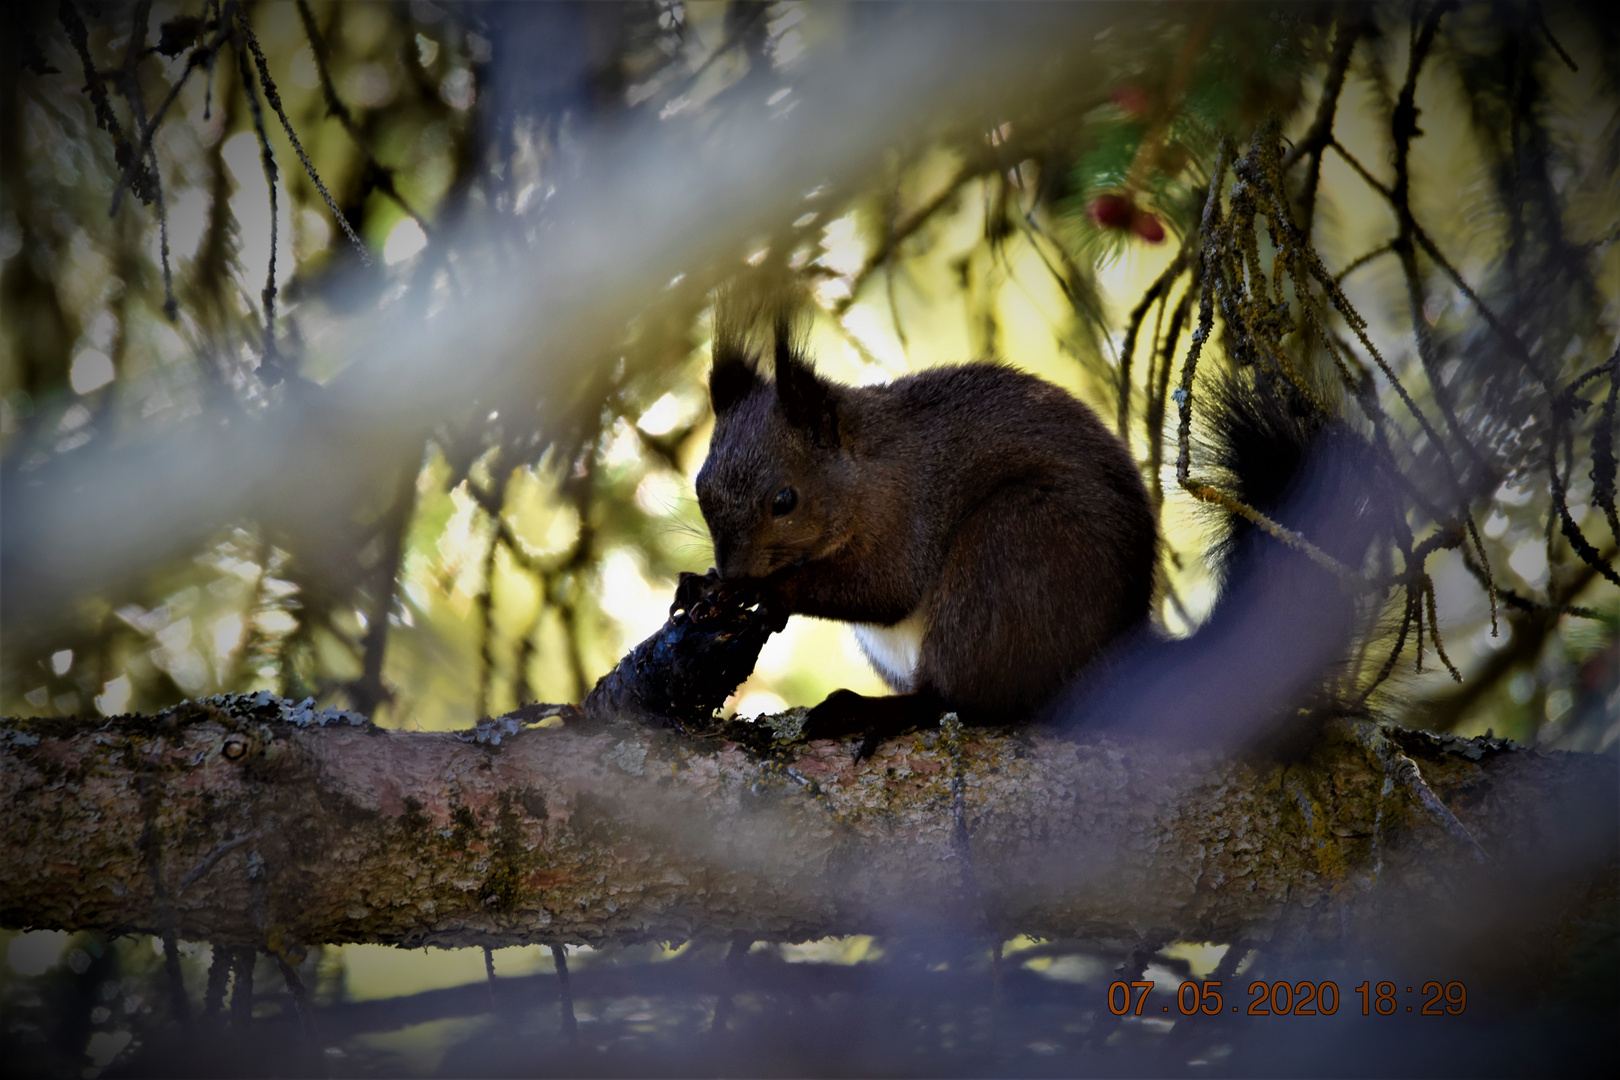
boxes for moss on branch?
[1,697,1614,972]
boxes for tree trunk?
[2,698,1614,976]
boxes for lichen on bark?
[2,696,1613,989]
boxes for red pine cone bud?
[1131,212,1166,243]
[1087,193,1136,230]
[1109,85,1153,118]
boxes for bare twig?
[234,34,280,360]
[276,955,319,1044]
[1534,3,1579,72]
[179,831,259,892]
[229,947,255,1027]
[350,465,419,718]
[1549,423,1620,587]
[235,7,371,265]
[1146,273,1196,511]
[552,944,578,1042]
[1354,723,1494,866]
[203,944,231,1018]
[833,159,985,316]
[1116,248,1188,438]
[293,0,431,234]
[1422,576,1462,681]
[59,0,154,204]
[1588,348,1620,543]
[1334,239,1396,285]
[1366,587,1419,697]
[1282,14,1362,241]
[109,9,236,217]
[113,2,180,320]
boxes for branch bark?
[2,699,1614,969]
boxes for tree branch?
[3,699,1614,961]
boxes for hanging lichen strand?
[1169,124,1480,691]
[1146,20,1617,701]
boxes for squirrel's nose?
[713,540,737,579]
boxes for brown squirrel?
[695,315,1158,744]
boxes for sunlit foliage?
[4,1,1613,751]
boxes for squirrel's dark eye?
[771,487,798,517]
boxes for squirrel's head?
[696,318,857,581]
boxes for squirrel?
[695,314,1159,746]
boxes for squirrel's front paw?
[803,690,913,763]
[800,689,866,742]
[802,690,942,761]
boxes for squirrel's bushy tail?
[1059,369,1388,746]
[1199,370,1389,598]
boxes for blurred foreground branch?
[0,5,1112,632]
[2,699,1613,972]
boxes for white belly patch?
[852,608,928,693]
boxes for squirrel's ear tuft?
[709,330,759,415]
[773,316,839,446]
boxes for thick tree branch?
[3,699,1614,966]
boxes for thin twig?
[477,527,504,720]
[161,931,193,1027]
[1535,3,1578,72]
[1463,513,1499,637]
[833,159,984,316]
[883,160,909,359]
[350,465,419,718]
[202,0,222,120]
[1283,15,1362,241]
[1588,348,1620,543]
[551,944,578,1042]
[1366,588,1418,696]
[1462,560,1602,620]
[109,12,235,216]
[1549,421,1620,586]
[203,944,231,1018]
[1172,139,1228,485]
[293,0,430,233]
[179,831,259,891]
[1116,248,1188,438]
[114,2,179,320]
[59,0,154,204]
[234,32,279,360]
[1334,239,1396,285]
[229,947,255,1027]
[1327,137,1392,199]
[1020,213,1115,366]
[1355,724,1495,866]
[235,7,371,265]
[276,955,319,1044]
[708,937,750,1036]
[1182,479,1360,581]
[1147,273,1196,511]
[1422,576,1462,681]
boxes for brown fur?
[696,321,1157,729]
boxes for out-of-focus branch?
[1281,14,1361,241]
[292,0,430,235]
[1424,545,1616,732]
[347,462,418,718]
[831,157,987,317]
[1,701,1613,963]
[1,6,1119,634]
